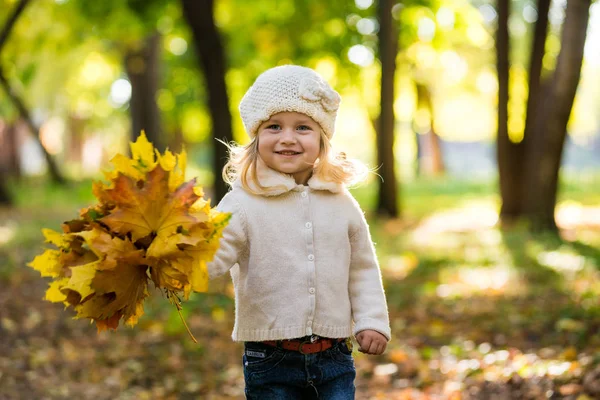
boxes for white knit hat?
[239,65,341,139]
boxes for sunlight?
[417,17,436,42]
[374,363,398,376]
[354,0,373,10]
[440,51,468,83]
[584,3,600,65]
[356,18,378,35]
[466,24,490,47]
[314,58,337,82]
[556,202,600,229]
[39,117,65,155]
[413,43,437,69]
[458,267,510,290]
[383,253,419,279]
[478,5,497,24]
[82,136,104,173]
[412,201,498,245]
[167,37,188,56]
[437,93,495,140]
[347,45,374,67]
[549,0,566,26]
[0,225,16,246]
[537,251,585,273]
[109,78,132,107]
[476,69,498,94]
[436,265,518,298]
[522,4,538,23]
[78,52,114,87]
[333,91,375,163]
[436,7,455,30]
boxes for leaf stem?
[167,289,198,343]
[176,305,198,343]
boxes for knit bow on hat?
[298,78,341,112]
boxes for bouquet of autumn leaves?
[27,133,229,340]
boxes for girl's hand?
[355,330,388,355]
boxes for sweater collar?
[234,157,344,196]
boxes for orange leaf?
[100,166,199,242]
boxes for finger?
[380,341,387,354]
[376,342,386,355]
[368,340,378,354]
[355,332,364,343]
[372,342,382,355]
[360,335,373,353]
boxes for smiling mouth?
[275,151,302,156]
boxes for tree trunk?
[0,172,11,205]
[7,122,20,178]
[0,122,15,206]
[125,33,163,151]
[0,122,21,178]
[522,0,550,147]
[169,127,185,153]
[496,0,522,222]
[496,0,592,231]
[376,0,399,217]
[415,83,444,177]
[521,0,591,230]
[0,0,64,184]
[67,115,85,164]
[181,0,233,203]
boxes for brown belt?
[261,337,345,354]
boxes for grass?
[2,173,600,398]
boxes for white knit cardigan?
[207,162,391,342]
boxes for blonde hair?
[222,131,369,195]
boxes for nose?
[279,127,297,144]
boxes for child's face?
[257,112,321,185]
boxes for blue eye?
[267,124,280,130]
[298,125,311,131]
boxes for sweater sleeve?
[207,192,248,279]
[348,201,392,341]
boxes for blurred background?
[0,0,599,399]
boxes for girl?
[207,65,391,399]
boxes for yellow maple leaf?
[28,249,62,278]
[45,278,69,303]
[99,131,158,187]
[170,149,187,192]
[154,147,188,192]
[156,148,176,171]
[76,261,149,329]
[189,260,209,295]
[63,262,98,302]
[125,302,145,327]
[149,256,194,293]
[76,227,144,270]
[130,130,156,171]
[42,229,71,248]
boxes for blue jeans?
[242,338,356,399]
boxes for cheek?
[303,135,321,160]
[257,135,272,156]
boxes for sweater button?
[305,222,312,229]
[309,287,315,294]
[308,254,314,261]
[301,192,308,198]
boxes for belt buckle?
[299,335,320,354]
[299,338,312,354]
